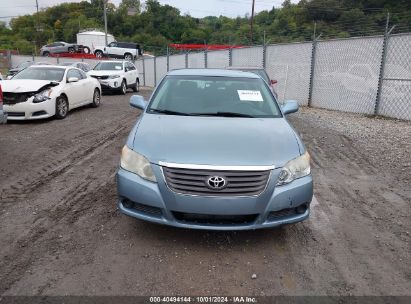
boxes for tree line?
[0,0,410,55]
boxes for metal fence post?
[229,48,233,67]
[167,46,169,72]
[204,48,208,68]
[185,51,188,68]
[154,56,157,86]
[262,44,267,69]
[375,14,395,115]
[142,57,146,87]
[308,34,321,107]
[7,50,12,69]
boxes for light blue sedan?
[116,69,313,230]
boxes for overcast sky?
[0,0,294,24]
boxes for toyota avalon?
[117,69,313,230]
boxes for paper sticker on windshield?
[237,90,263,102]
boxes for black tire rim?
[94,90,100,105]
[57,97,68,117]
[68,48,74,53]
[125,54,132,61]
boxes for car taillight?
[0,85,3,104]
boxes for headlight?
[33,89,52,103]
[109,75,120,79]
[120,146,157,182]
[276,151,310,186]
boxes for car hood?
[132,114,301,167]
[1,79,59,93]
[88,70,123,76]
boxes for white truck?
[76,30,115,53]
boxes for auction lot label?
[237,90,263,102]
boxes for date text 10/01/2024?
[149,296,258,303]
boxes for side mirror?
[130,95,146,110]
[67,77,79,83]
[282,100,299,115]
[271,79,278,85]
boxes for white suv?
[94,42,141,61]
[88,61,140,94]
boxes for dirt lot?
[0,89,410,296]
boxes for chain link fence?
[266,42,312,105]
[378,34,411,120]
[7,32,411,120]
[311,36,384,114]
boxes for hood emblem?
[206,176,227,190]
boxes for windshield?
[147,76,281,118]
[16,61,32,69]
[13,67,65,82]
[93,62,123,71]
[248,70,270,83]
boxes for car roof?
[167,68,260,78]
[30,65,69,69]
[227,66,264,70]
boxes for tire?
[95,50,103,58]
[120,80,127,95]
[55,95,69,119]
[83,46,90,54]
[91,88,101,108]
[124,53,132,61]
[68,47,75,53]
[132,79,140,92]
[43,51,50,57]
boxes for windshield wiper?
[192,112,255,118]
[149,108,191,116]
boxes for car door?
[65,69,84,107]
[78,69,95,103]
[124,62,135,85]
[54,43,66,54]
[106,42,120,58]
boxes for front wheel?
[95,50,103,58]
[43,51,50,57]
[124,53,132,61]
[120,80,127,95]
[55,95,69,119]
[132,79,139,92]
[68,47,75,53]
[91,89,101,108]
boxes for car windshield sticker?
[237,90,263,102]
[115,65,122,70]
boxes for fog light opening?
[123,199,134,209]
[296,204,308,214]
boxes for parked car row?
[39,40,142,60]
[0,60,141,121]
[1,65,101,120]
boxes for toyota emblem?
[206,176,227,190]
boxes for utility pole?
[103,0,108,46]
[35,0,39,55]
[250,0,255,44]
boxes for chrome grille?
[163,167,271,196]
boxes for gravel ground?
[0,90,410,296]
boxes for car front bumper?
[117,165,313,230]
[4,98,55,120]
[97,78,122,91]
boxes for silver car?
[40,42,77,56]
[117,69,313,230]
